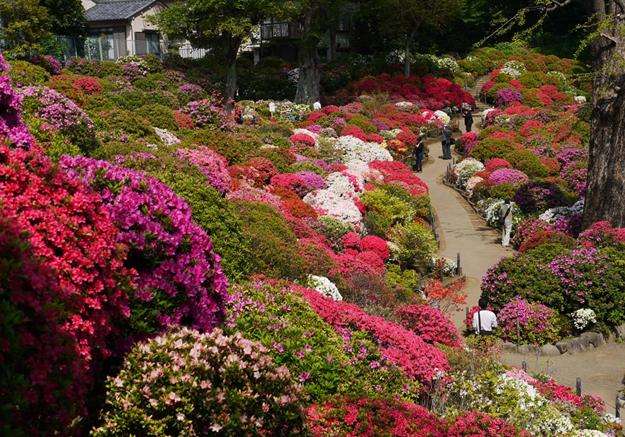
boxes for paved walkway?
[417,85,624,406]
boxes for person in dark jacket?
[412,133,425,172]
[441,124,453,160]
[463,106,474,132]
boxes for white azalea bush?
[92,328,305,436]
[453,158,485,190]
[500,60,526,79]
[307,275,343,301]
[477,198,521,229]
[334,135,393,163]
[447,370,574,436]
[571,308,597,331]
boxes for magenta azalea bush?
[487,168,529,186]
[0,75,35,148]
[60,156,228,334]
[21,86,94,131]
[495,88,523,107]
[271,171,326,197]
[175,146,232,194]
[497,297,561,345]
[93,328,306,435]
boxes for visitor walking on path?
[472,297,498,335]
[441,124,453,160]
[462,105,474,132]
[412,133,425,172]
[500,200,514,247]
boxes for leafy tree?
[152,0,283,101]
[0,0,52,59]
[374,0,463,75]
[40,0,86,37]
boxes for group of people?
[411,105,474,172]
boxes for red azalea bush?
[299,286,450,384]
[395,304,462,348]
[361,235,390,261]
[306,397,446,437]
[485,158,511,172]
[60,156,228,335]
[579,221,625,246]
[0,145,134,432]
[447,411,529,437]
[174,110,195,129]
[290,132,316,147]
[72,76,102,94]
[368,160,429,196]
[341,124,368,141]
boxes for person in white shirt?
[472,297,498,335]
[500,200,514,247]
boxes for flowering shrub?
[513,181,572,214]
[300,287,449,384]
[178,82,204,100]
[226,280,417,402]
[30,55,62,75]
[497,297,561,345]
[22,86,94,130]
[290,132,316,147]
[182,98,234,129]
[447,411,529,436]
[306,398,446,437]
[174,146,232,194]
[72,76,102,94]
[271,171,326,197]
[495,88,523,107]
[60,156,228,334]
[395,304,462,347]
[0,145,133,432]
[571,308,597,331]
[360,235,390,261]
[487,168,529,186]
[93,328,306,435]
[308,275,343,301]
[485,158,511,172]
[0,75,35,148]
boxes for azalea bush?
[93,328,306,435]
[497,297,562,345]
[306,397,446,437]
[0,145,133,433]
[60,156,228,334]
[395,304,462,348]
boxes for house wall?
[126,2,166,52]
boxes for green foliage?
[233,200,306,280]
[40,0,86,37]
[226,281,417,402]
[0,0,52,59]
[503,148,548,178]
[66,58,123,77]
[389,222,437,274]
[314,216,352,250]
[136,104,176,130]
[7,61,49,86]
[361,184,431,237]
[471,137,514,162]
[384,264,421,303]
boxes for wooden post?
[456,252,462,276]
[576,378,582,396]
[616,395,621,418]
[522,361,527,372]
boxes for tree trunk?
[224,34,242,103]
[295,44,321,104]
[327,29,337,61]
[403,37,411,77]
[583,1,625,227]
[295,10,321,104]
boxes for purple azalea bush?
[487,168,529,186]
[183,98,234,129]
[495,88,523,107]
[21,86,94,131]
[178,83,204,99]
[175,146,232,194]
[497,297,559,344]
[59,156,229,333]
[548,247,605,305]
[0,74,35,148]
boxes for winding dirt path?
[417,85,625,407]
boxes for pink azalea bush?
[299,286,449,384]
[21,85,94,131]
[174,146,232,194]
[60,156,228,334]
[271,171,327,197]
[395,304,462,348]
[487,168,529,186]
[93,328,306,435]
[447,411,529,436]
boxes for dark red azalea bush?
[395,304,462,348]
[306,397,446,437]
[350,74,475,109]
[298,286,449,384]
[60,156,228,335]
[369,160,429,196]
[0,145,134,432]
[447,411,529,437]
